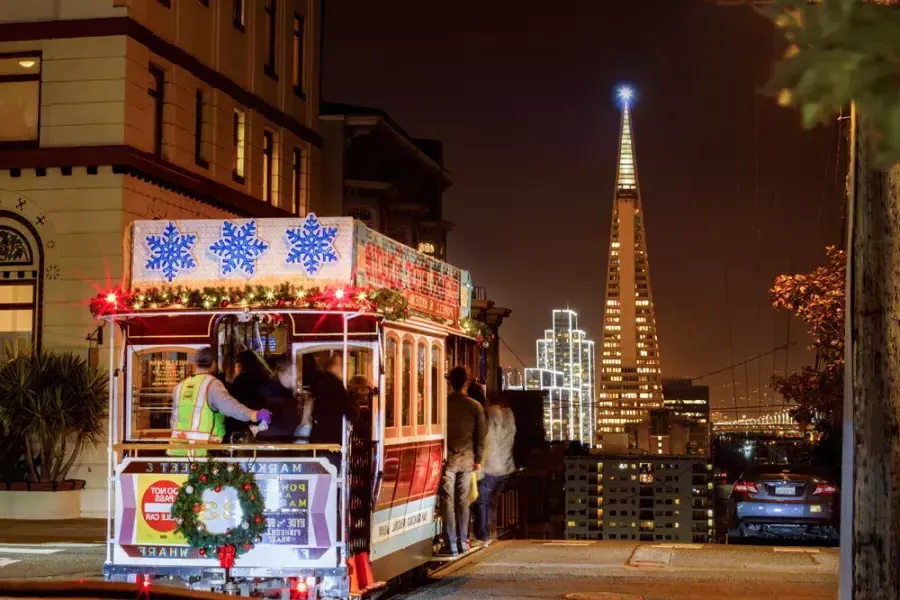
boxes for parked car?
[727,465,838,541]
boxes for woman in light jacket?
[473,392,516,545]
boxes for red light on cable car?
[290,578,309,599]
[106,293,118,304]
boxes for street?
[0,539,837,599]
[0,543,105,581]
[399,541,838,600]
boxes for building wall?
[0,0,323,517]
[0,170,237,515]
[0,0,125,22]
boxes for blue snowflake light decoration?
[285,213,339,275]
[209,220,270,277]
[145,221,198,282]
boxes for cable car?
[96,215,480,598]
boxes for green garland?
[460,316,494,348]
[171,460,267,561]
[91,283,410,322]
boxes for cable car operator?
[168,347,272,456]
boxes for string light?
[90,284,410,322]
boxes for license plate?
[775,485,795,496]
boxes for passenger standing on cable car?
[440,366,486,557]
[309,353,358,445]
[254,354,302,443]
[473,392,516,546]
[225,349,270,440]
[169,347,272,456]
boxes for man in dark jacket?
[440,366,486,556]
[254,354,301,443]
[309,353,357,445]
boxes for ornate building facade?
[0,0,323,515]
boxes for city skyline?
[323,0,844,412]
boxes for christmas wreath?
[460,317,494,348]
[171,460,267,567]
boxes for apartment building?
[564,454,714,543]
[0,0,322,516]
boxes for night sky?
[323,0,844,413]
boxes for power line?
[690,341,797,382]
[499,336,529,370]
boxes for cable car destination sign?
[128,215,469,324]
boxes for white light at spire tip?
[617,86,635,106]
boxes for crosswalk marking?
[0,547,63,555]
[0,558,21,567]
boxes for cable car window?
[431,344,441,425]
[384,337,397,428]
[129,347,198,440]
[417,342,426,426]
[401,340,412,427]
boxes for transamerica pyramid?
[596,88,664,448]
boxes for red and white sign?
[141,480,180,533]
[354,223,464,324]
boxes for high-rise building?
[527,309,595,445]
[525,368,572,442]
[662,379,711,455]
[503,367,524,390]
[597,88,664,441]
[564,454,714,543]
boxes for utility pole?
[708,1,900,598]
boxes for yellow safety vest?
[168,374,226,457]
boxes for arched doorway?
[0,211,42,358]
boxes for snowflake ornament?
[145,221,198,282]
[209,220,270,277]
[285,213,339,275]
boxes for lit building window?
[232,109,246,180]
[292,148,307,215]
[262,130,277,204]
[233,0,245,29]
[417,241,436,255]
[0,55,41,143]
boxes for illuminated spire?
[597,84,664,444]
[616,103,637,191]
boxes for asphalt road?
[0,543,105,581]
[399,540,838,600]
[0,540,838,600]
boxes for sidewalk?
[0,519,106,544]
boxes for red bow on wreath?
[218,544,237,569]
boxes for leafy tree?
[770,246,845,432]
[763,0,900,164]
[0,345,108,482]
[762,0,900,595]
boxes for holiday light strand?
[91,283,410,322]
